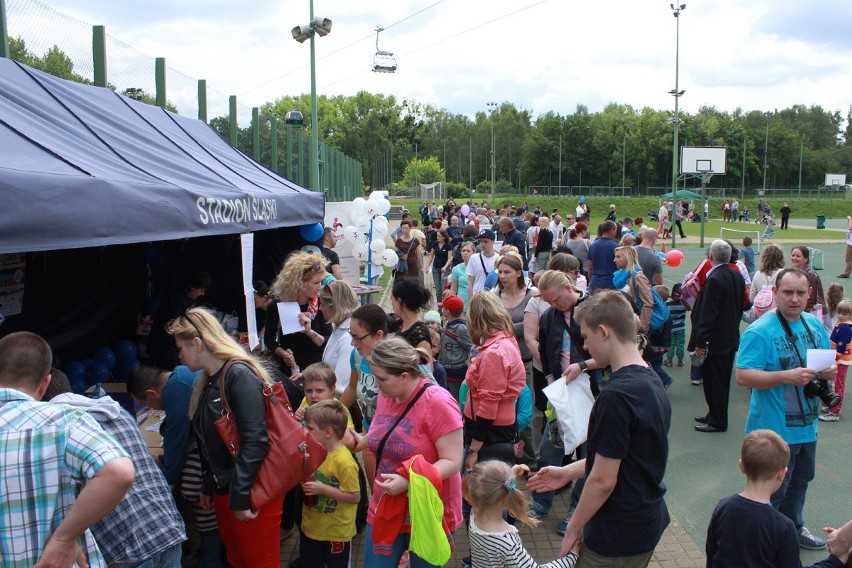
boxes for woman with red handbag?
[169,307,281,568]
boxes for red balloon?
[666,249,684,268]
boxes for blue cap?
[479,228,497,241]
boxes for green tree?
[401,156,445,188]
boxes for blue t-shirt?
[588,237,619,289]
[739,246,756,275]
[736,312,829,444]
[161,365,200,484]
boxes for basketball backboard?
[680,146,727,175]
[825,173,846,187]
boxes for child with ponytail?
[462,461,580,568]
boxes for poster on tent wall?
[0,254,26,317]
[325,202,363,285]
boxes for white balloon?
[353,243,369,262]
[355,215,371,231]
[368,191,385,201]
[350,208,362,224]
[372,223,388,238]
[375,199,391,216]
[353,231,368,245]
[353,197,367,211]
[343,226,360,243]
[381,249,399,267]
[365,201,379,217]
[371,251,384,265]
[370,239,386,254]
[373,215,388,228]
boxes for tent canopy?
[0,59,324,254]
[659,190,705,200]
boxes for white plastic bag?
[542,372,595,455]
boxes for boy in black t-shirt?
[706,430,848,568]
[527,290,672,566]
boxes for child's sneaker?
[677,359,684,367]
[557,508,575,535]
[662,359,672,367]
[818,413,840,422]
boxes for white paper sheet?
[277,302,303,335]
[806,349,836,372]
[240,233,260,350]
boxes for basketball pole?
[669,3,686,251]
[699,174,709,248]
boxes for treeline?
[9,36,852,192]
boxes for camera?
[803,379,841,409]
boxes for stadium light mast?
[669,3,685,250]
[487,101,497,202]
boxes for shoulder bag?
[214,360,328,510]
[396,239,415,274]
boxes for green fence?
[2,0,362,200]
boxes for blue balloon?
[299,223,324,242]
[86,361,111,385]
[63,360,86,383]
[93,346,117,372]
[70,377,88,395]
[82,358,96,369]
[658,251,666,259]
[116,358,141,381]
[114,339,137,363]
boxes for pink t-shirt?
[367,379,463,531]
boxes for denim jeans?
[530,432,566,515]
[363,524,443,567]
[649,353,672,387]
[112,541,182,568]
[199,530,230,568]
[431,268,444,302]
[771,441,817,530]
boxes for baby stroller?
[647,209,659,222]
[760,223,775,242]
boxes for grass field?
[393,197,848,246]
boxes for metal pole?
[93,26,107,87]
[228,95,237,146]
[797,138,803,198]
[670,3,685,251]
[469,136,472,192]
[251,107,260,161]
[0,0,9,59]
[558,132,563,193]
[155,57,166,109]
[197,79,207,122]
[308,0,320,191]
[762,115,769,194]
[488,101,497,202]
[700,176,706,248]
[270,116,278,172]
[622,134,626,194]
[741,134,746,198]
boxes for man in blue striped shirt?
[0,332,135,568]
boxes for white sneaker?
[818,413,840,422]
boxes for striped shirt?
[666,300,687,333]
[53,393,186,564]
[469,513,578,568]
[180,443,220,533]
[0,388,129,568]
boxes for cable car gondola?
[372,27,397,73]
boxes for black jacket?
[688,263,746,355]
[192,361,269,511]
[538,291,600,397]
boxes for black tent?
[0,58,323,253]
[0,59,325,360]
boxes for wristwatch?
[577,360,589,373]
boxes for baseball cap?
[479,228,497,241]
[438,295,464,314]
[423,310,441,324]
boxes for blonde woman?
[264,251,332,378]
[318,280,360,394]
[168,307,280,567]
[749,244,784,302]
[465,292,526,471]
[363,337,464,567]
[613,246,654,334]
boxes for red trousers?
[214,493,284,568]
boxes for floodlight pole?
[762,113,769,195]
[669,3,685,250]
[0,0,10,58]
[308,0,320,192]
[487,102,497,202]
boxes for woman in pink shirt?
[463,292,527,470]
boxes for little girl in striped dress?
[463,461,579,568]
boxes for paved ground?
[279,233,851,567]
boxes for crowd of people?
[1,197,850,568]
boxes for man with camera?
[736,267,837,551]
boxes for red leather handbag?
[214,361,327,510]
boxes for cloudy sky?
[17,0,852,122]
